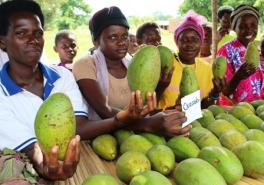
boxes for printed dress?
[217,39,264,103]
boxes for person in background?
[72,6,191,136]
[260,36,264,69]
[136,22,161,46]
[0,0,156,181]
[217,5,236,49]
[217,4,264,103]
[158,10,225,109]
[54,30,78,71]
[199,22,213,63]
[127,33,138,56]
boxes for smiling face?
[0,11,44,67]
[98,25,129,60]
[177,29,202,64]
[235,14,258,47]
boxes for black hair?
[0,0,44,36]
[217,5,234,19]
[136,22,159,41]
[54,30,76,46]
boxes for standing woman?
[217,5,264,103]
[158,11,224,109]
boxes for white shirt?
[0,63,88,151]
[0,49,8,68]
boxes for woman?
[217,4,264,103]
[158,11,224,109]
[0,1,156,180]
[73,6,191,137]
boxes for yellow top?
[158,55,214,109]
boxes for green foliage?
[37,0,91,30]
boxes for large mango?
[244,41,260,67]
[34,93,76,160]
[128,45,161,103]
[212,56,227,78]
[179,66,199,97]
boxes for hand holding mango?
[116,90,157,123]
[33,135,80,180]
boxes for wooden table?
[55,142,264,185]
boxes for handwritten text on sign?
[181,90,202,128]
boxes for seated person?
[53,30,78,71]
[136,22,161,46]
[158,11,225,109]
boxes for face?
[261,39,264,56]
[0,12,44,67]
[99,25,129,60]
[235,14,258,46]
[140,27,161,46]
[177,29,202,63]
[128,34,138,55]
[220,13,231,30]
[54,35,77,64]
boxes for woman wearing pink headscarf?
[158,10,225,109]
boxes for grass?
[43,27,176,64]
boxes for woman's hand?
[34,135,80,181]
[235,62,257,80]
[116,90,157,123]
[150,110,192,137]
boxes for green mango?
[92,134,117,160]
[116,151,151,183]
[82,174,120,185]
[34,93,75,160]
[240,114,264,129]
[140,132,166,145]
[244,129,264,143]
[128,45,161,103]
[215,113,249,134]
[212,56,227,78]
[120,135,153,154]
[157,45,174,73]
[219,130,247,150]
[130,171,172,185]
[147,145,175,175]
[207,105,225,117]
[233,141,264,178]
[173,158,227,185]
[179,66,199,97]
[198,146,243,184]
[197,109,215,128]
[167,136,200,162]
[207,119,236,137]
[244,40,260,67]
[114,129,134,145]
[250,99,264,109]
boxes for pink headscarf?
[174,10,206,43]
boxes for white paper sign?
[181,90,202,128]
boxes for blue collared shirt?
[0,62,88,151]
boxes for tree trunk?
[211,0,218,60]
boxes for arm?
[155,66,174,101]
[224,62,257,96]
[77,79,120,118]
[76,91,156,140]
